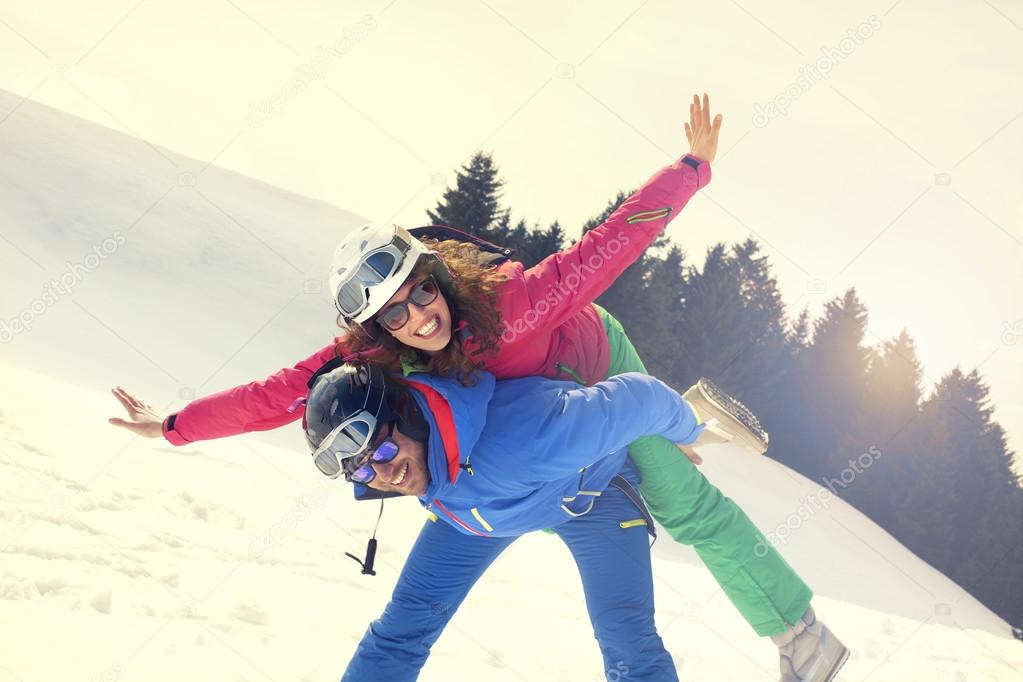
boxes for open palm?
[108,386,164,438]
[684,92,723,163]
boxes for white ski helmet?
[328,223,433,324]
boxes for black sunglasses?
[375,276,440,332]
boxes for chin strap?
[346,497,385,576]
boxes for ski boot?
[683,377,769,455]
[771,605,850,682]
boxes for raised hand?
[684,92,723,164]
[108,386,164,438]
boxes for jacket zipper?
[432,499,488,537]
[555,361,586,385]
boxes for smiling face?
[363,423,431,497]
[377,275,453,353]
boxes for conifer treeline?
[427,152,1023,637]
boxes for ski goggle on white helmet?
[328,223,432,324]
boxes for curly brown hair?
[335,238,508,386]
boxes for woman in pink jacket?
[112,94,846,680]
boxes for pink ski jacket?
[162,154,711,446]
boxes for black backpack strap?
[610,474,657,540]
[306,355,347,389]
[409,224,513,266]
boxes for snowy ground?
[2,364,1021,682]
[1,89,1021,680]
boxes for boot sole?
[822,645,850,681]
[684,378,770,454]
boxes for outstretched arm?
[109,341,338,445]
[499,94,721,339]
[495,372,704,481]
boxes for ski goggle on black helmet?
[302,359,428,482]
[303,360,390,480]
[328,223,433,325]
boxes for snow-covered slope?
[0,87,356,455]
[1,90,1021,681]
[2,365,1022,681]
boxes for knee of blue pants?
[343,590,445,680]
[592,604,677,681]
[344,520,516,681]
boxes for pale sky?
[2,0,1021,457]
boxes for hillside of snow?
[1,89,1021,680]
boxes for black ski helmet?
[303,360,391,479]
[303,358,430,480]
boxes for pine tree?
[637,245,688,381]
[598,242,687,382]
[793,289,872,481]
[672,244,743,385]
[671,241,788,418]
[788,307,811,351]
[867,331,923,441]
[724,238,790,410]
[530,221,566,266]
[426,153,564,266]
[501,219,565,269]
[856,331,924,525]
[426,152,505,236]
[896,370,1023,630]
[757,306,810,472]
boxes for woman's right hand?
[109,386,164,439]
[684,92,723,164]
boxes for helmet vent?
[359,240,368,251]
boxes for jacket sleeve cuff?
[162,413,191,446]
[675,153,712,189]
[679,421,706,446]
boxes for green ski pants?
[596,304,812,636]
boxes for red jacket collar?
[405,379,463,484]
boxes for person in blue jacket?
[303,358,706,681]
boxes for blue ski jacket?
[343,371,702,681]
[357,370,704,537]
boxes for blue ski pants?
[342,469,678,681]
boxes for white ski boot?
[770,605,850,682]
[682,377,769,454]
